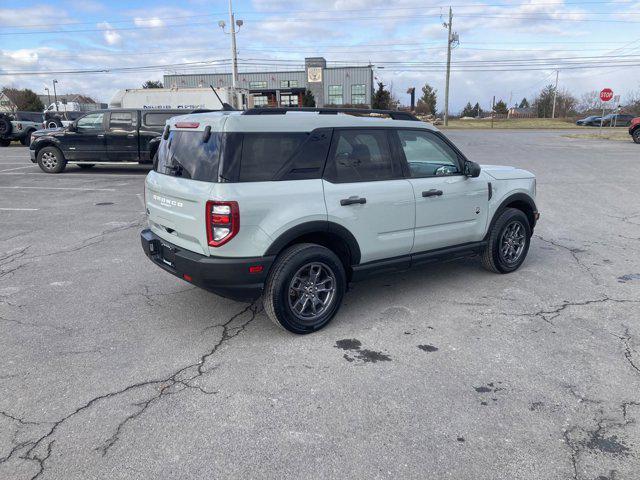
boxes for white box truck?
[109,87,249,111]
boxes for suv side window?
[76,113,105,132]
[396,129,461,177]
[324,129,401,183]
[109,112,135,131]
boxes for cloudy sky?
[1,0,639,112]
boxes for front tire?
[481,208,531,273]
[37,146,67,173]
[264,243,346,334]
[633,129,640,144]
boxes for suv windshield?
[156,131,221,181]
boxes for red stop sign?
[600,88,614,102]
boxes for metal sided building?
[163,57,374,108]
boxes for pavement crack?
[534,234,599,284]
[0,300,262,473]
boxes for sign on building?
[307,67,322,83]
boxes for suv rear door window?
[324,129,401,183]
[156,131,221,181]
[238,133,306,182]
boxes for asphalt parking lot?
[1,131,639,480]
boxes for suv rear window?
[156,131,221,181]
[238,133,307,182]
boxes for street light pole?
[52,80,59,112]
[44,87,51,106]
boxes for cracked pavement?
[1,131,639,479]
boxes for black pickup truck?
[29,109,190,173]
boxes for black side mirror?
[464,160,481,178]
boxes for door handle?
[127,134,135,137]
[97,134,104,138]
[340,196,367,206]
[422,189,443,197]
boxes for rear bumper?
[140,229,274,301]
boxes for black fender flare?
[486,193,538,238]
[264,221,362,265]
[33,138,63,158]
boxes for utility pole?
[551,69,559,119]
[444,7,453,126]
[44,87,51,107]
[443,7,458,126]
[228,0,239,90]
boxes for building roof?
[37,93,97,105]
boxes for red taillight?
[249,265,263,274]
[206,201,239,247]
[175,122,200,129]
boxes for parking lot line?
[0,186,116,192]
[0,166,36,172]
[0,208,39,211]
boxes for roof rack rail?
[243,107,419,121]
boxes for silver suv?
[141,108,538,334]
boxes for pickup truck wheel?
[77,164,95,169]
[20,133,33,146]
[481,208,531,274]
[633,129,640,144]
[264,243,346,334]
[37,146,67,173]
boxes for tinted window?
[109,112,135,131]
[155,131,220,181]
[16,112,43,122]
[398,130,460,177]
[76,113,104,131]
[144,112,179,127]
[325,129,400,183]
[238,133,307,182]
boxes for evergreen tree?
[372,82,392,110]
[302,90,316,107]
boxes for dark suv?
[599,114,635,127]
[29,109,191,173]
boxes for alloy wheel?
[288,262,336,322]
[499,221,526,265]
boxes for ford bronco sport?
[0,111,43,147]
[141,107,538,334]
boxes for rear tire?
[37,146,66,173]
[481,208,531,274]
[263,243,346,334]
[633,129,640,144]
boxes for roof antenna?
[209,84,235,111]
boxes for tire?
[37,146,67,173]
[77,164,95,169]
[0,114,12,137]
[0,139,10,147]
[481,208,532,274]
[20,131,34,146]
[633,129,640,144]
[46,118,63,129]
[263,243,346,334]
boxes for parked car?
[599,113,635,127]
[629,117,640,144]
[29,109,191,173]
[140,107,539,334]
[0,111,44,146]
[576,115,601,126]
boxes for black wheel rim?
[288,262,336,322]
[499,220,526,265]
